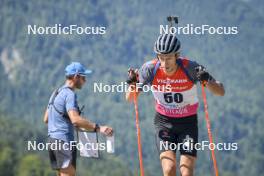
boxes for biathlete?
[126,33,225,176]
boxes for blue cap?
[65,62,92,76]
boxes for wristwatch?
[94,123,100,132]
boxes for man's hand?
[195,66,212,83]
[99,125,114,137]
[126,68,139,85]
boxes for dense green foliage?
[0,0,263,175]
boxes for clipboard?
[76,105,100,158]
[77,129,100,158]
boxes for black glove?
[195,66,212,83]
[126,68,139,84]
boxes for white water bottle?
[106,135,115,153]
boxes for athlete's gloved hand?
[126,68,139,85]
[195,66,212,83]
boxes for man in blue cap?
[43,62,113,176]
